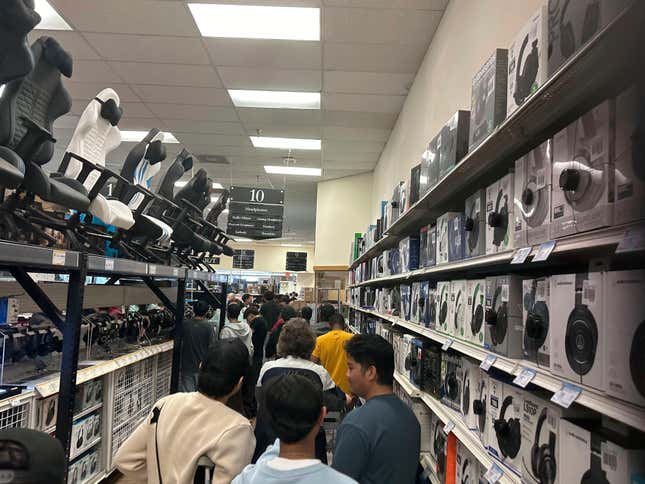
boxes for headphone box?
[485,275,524,358]
[507,4,548,116]
[488,381,526,475]
[439,110,471,178]
[449,279,468,340]
[474,372,490,448]
[514,140,552,247]
[486,172,515,255]
[419,224,437,268]
[437,280,452,335]
[557,418,645,484]
[604,270,645,407]
[421,133,441,195]
[551,100,613,238]
[437,211,460,265]
[464,189,486,258]
[410,282,422,325]
[408,339,442,399]
[469,48,509,151]
[456,440,481,484]
[441,352,463,411]
[400,179,408,216]
[410,163,422,206]
[388,182,402,228]
[460,358,479,430]
[522,276,552,369]
[400,284,411,321]
[395,333,415,376]
[385,248,401,275]
[615,86,645,225]
[411,281,430,326]
[447,212,466,262]
[399,236,420,273]
[38,394,58,430]
[549,272,605,391]
[408,396,434,454]
[466,279,486,347]
[425,282,438,330]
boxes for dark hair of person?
[245,307,260,318]
[329,312,345,328]
[242,293,252,302]
[198,339,250,398]
[280,305,297,321]
[300,306,312,322]
[227,302,243,320]
[277,318,315,359]
[264,291,274,301]
[264,373,323,443]
[344,334,394,386]
[318,303,335,322]
[193,300,210,317]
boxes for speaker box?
[448,212,466,262]
[522,276,551,369]
[488,381,526,475]
[456,439,481,484]
[551,100,613,238]
[615,86,645,225]
[450,279,468,341]
[550,272,604,391]
[507,4,548,116]
[437,211,460,265]
[441,352,462,411]
[440,110,471,178]
[464,189,486,258]
[486,172,515,254]
[485,275,524,358]
[460,358,479,430]
[467,279,486,347]
[420,224,437,268]
[605,270,645,408]
[399,236,420,273]
[400,284,411,321]
[437,281,452,335]
[469,48,509,151]
[514,140,552,246]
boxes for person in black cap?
[0,428,66,483]
[179,299,218,392]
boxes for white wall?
[370,0,544,220]
[315,172,373,266]
[210,243,315,273]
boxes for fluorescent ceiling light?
[0,86,4,98]
[281,243,303,247]
[120,131,179,143]
[251,137,321,150]
[175,181,224,189]
[265,165,322,176]
[222,209,229,214]
[35,0,73,30]
[188,4,320,41]
[229,90,320,110]
[233,237,253,242]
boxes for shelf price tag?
[551,382,582,408]
[105,258,115,271]
[149,264,156,275]
[441,339,453,351]
[616,225,645,253]
[484,462,504,483]
[51,250,66,266]
[513,367,536,388]
[480,354,497,371]
[443,420,455,435]
[532,240,556,262]
[511,247,532,264]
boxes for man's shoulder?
[319,464,359,483]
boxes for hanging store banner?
[227,186,285,239]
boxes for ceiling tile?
[323,139,385,154]
[147,103,239,122]
[237,108,322,126]
[71,60,123,83]
[217,67,322,91]
[84,33,209,64]
[51,0,200,36]
[323,93,405,113]
[118,117,166,131]
[322,0,447,9]
[65,82,140,103]
[108,62,222,87]
[29,31,99,60]
[322,126,391,141]
[175,134,252,148]
[187,145,259,157]
[323,42,426,73]
[322,110,397,129]
[241,124,323,139]
[161,119,246,135]
[131,85,231,106]
[324,71,414,95]
[80,102,155,119]
[323,160,375,169]
[322,151,380,162]
[205,39,321,70]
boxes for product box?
[395,333,414,375]
[430,414,447,482]
[615,86,645,225]
[450,279,467,340]
[426,282,438,330]
[389,286,401,316]
[399,236,420,273]
[469,48,509,151]
[388,182,403,228]
[39,395,58,430]
[605,270,645,407]
[456,440,480,484]
[411,281,428,326]
[421,133,441,193]
[410,163,422,206]
[437,281,452,335]
[514,140,552,246]
[558,419,645,484]
[466,279,486,347]
[437,211,460,265]
[522,276,551,368]
[399,180,408,217]
[474,372,490,448]
[439,110,471,178]
[410,281,421,324]
[488,381,526,475]
[464,189,486,258]
[486,172,515,254]
[549,272,605,391]
[447,212,465,262]
[507,4,548,116]
[551,100,613,238]
[441,352,462,411]
[385,248,401,276]
[460,358,479,430]
[420,224,437,268]
[485,275,524,358]
[400,284,411,321]
[408,339,442,399]
[406,396,434,454]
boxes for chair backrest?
[206,189,229,224]
[0,0,41,85]
[174,169,208,214]
[62,88,122,191]
[158,148,193,200]
[0,36,72,164]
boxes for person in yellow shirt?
[311,313,353,394]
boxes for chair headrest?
[0,0,41,84]
[95,97,122,126]
[41,37,72,78]
[146,139,166,164]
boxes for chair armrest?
[14,117,55,161]
[177,197,204,215]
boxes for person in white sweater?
[220,302,254,359]
[114,339,256,484]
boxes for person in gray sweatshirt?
[220,302,254,360]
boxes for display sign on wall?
[232,249,255,270]
[285,252,307,272]
[227,187,285,239]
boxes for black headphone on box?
[488,188,509,247]
[470,282,484,338]
[433,420,446,477]
[520,143,551,229]
[529,407,557,484]
[473,379,487,435]
[464,197,480,254]
[565,273,598,376]
[559,0,600,60]
[461,458,472,484]
[486,285,508,346]
[446,366,459,402]
[439,284,449,327]
[462,368,470,415]
[514,33,539,106]
[580,432,609,484]
[524,278,550,360]
[630,320,645,399]
[494,395,522,459]
[454,288,463,333]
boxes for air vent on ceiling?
[197,154,230,165]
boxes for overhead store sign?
[233,249,255,270]
[227,186,284,239]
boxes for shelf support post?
[170,277,186,393]
[142,276,176,313]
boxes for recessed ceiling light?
[264,166,322,176]
[188,4,320,41]
[120,131,179,143]
[233,237,253,242]
[251,137,321,150]
[229,90,320,110]
[176,181,224,189]
[34,0,73,30]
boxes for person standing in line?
[311,303,335,337]
[244,305,267,418]
[179,300,218,392]
[332,334,420,484]
[300,306,313,325]
[260,291,281,330]
[220,302,254,359]
[311,313,353,395]
[0,428,66,483]
[265,305,297,360]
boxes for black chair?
[0,0,41,85]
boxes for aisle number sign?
[227,186,285,239]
